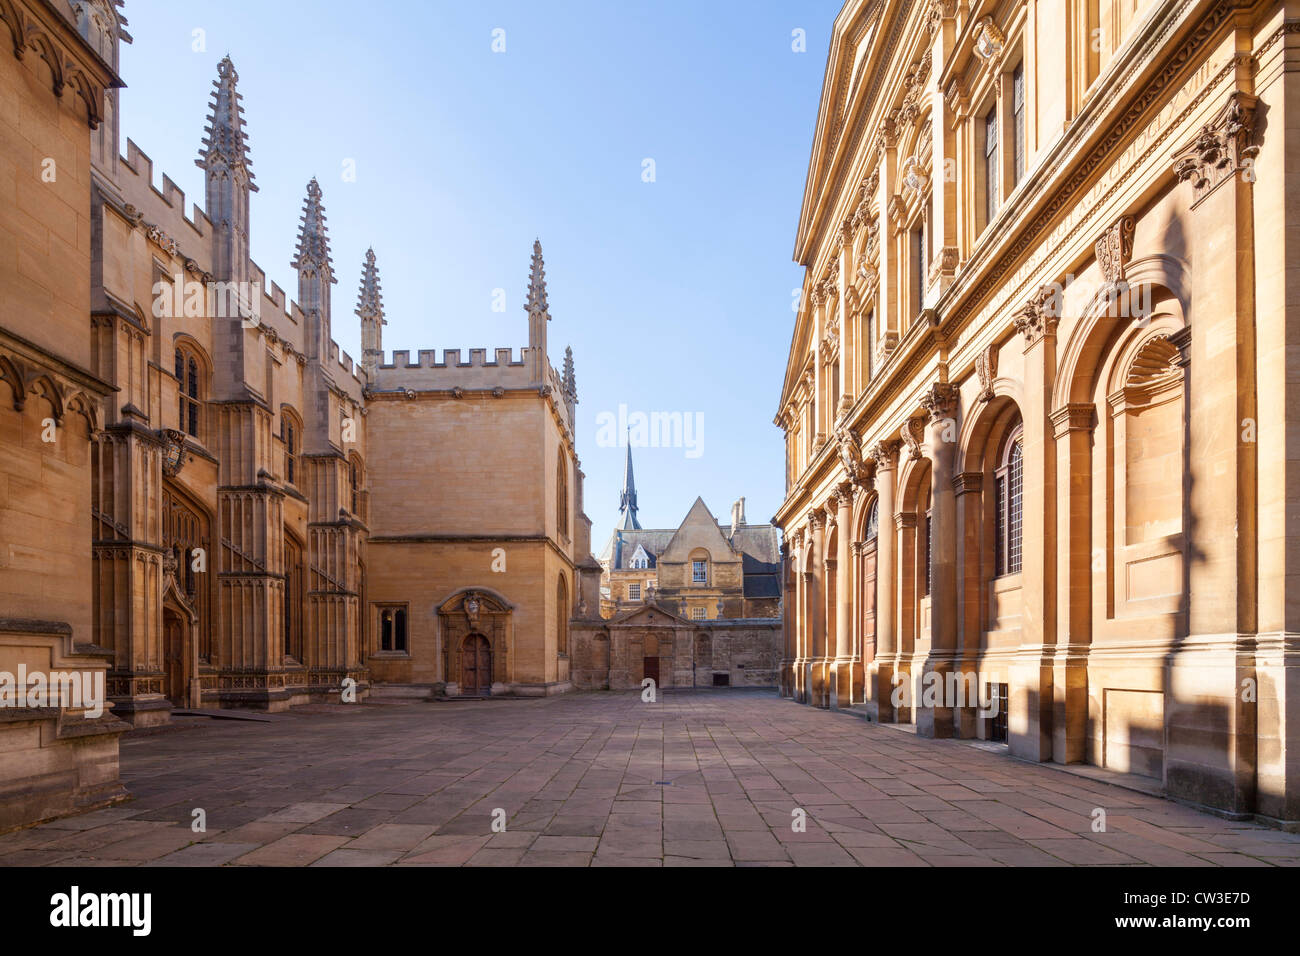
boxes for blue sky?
[119,0,841,549]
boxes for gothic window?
[349,454,364,517]
[995,424,1024,576]
[162,486,211,660]
[174,346,203,439]
[379,605,408,653]
[281,409,301,486]
[631,552,649,570]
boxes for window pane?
[381,611,392,651]
[1008,443,1023,574]
[396,608,407,651]
[1013,64,1025,185]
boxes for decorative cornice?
[951,471,982,496]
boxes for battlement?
[376,345,535,391]
[381,347,526,371]
[120,139,212,247]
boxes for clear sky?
[118,0,842,551]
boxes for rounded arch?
[853,489,879,543]
[958,373,1026,469]
[1054,253,1188,408]
[434,585,515,614]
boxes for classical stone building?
[775,0,1299,825]
[0,0,593,828]
[0,0,129,833]
[569,448,782,689]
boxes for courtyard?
[2,689,1298,867]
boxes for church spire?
[357,247,386,380]
[291,177,333,278]
[617,437,641,530]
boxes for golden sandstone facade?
[0,0,591,829]
[775,0,1299,825]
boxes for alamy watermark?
[0,666,105,718]
[595,403,704,459]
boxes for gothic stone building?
[0,0,592,829]
[567,446,782,690]
[774,0,1299,825]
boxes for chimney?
[731,496,747,535]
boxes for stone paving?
[3,689,1299,867]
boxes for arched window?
[174,346,203,438]
[865,500,879,542]
[995,424,1024,576]
[349,455,363,517]
[556,454,569,538]
[281,409,301,486]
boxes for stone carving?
[869,438,900,472]
[1096,215,1136,285]
[835,422,869,486]
[927,0,956,35]
[899,417,926,461]
[1171,92,1258,207]
[921,382,958,421]
[976,343,999,403]
[1014,284,1063,343]
[973,16,1005,63]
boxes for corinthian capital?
[1171,92,1258,208]
[921,382,959,421]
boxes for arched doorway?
[461,634,492,695]
[163,608,186,706]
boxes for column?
[1168,90,1261,816]
[1010,284,1059,761]
[917,382,958,738]
[833,482,854,708]
[808,510,826,707]
[870,440,899,720]
[1050,403,1095,764]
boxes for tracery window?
[174,346,203,439]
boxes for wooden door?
[462,634,492,695]
[164,613,185,706]
[861,543,877,663]
[643,656,659,686]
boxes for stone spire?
[525,239,549,385]
[617,438,641,530]
[357,248,386,380]
[562,345,577,405]
[292,178,337,360]
[291,178,334,278]
[526,238,549,317]
[197,55,257,284]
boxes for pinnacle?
[525,238,549,316]
[196,55,256,188]
[291,178,333,277]
[356,247,384,320]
